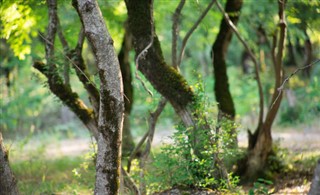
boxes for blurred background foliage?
[1,0,319,139]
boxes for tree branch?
[177,0,216,66]
[172,0,185,68]
[33,61,99,139]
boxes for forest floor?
[8,122,320,194]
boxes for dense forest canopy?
[0,0,320,194]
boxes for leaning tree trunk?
[212,0,243,146]
[118,23,135,156]
[73,0,125,194]
[244,0,286,180]
[125,0,215,158]
[0,133,20,195]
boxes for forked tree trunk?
[73,0,124,194]
[212,0,243,146]
[0,133,19,195]
[244,0,286,180]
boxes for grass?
[11,156,95,195]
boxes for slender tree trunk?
[212,0,243,146]
[0,133,19,195]
[118,23,135,156]
[244,0,286,180]
[73,0,124,194]
[303,30,312,78]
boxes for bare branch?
[177,0,216,66]
[271,59,320,109]
[172,0,185,68]
[215,0,264,128]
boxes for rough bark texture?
[0,133,19,195]
[212,0,242,120]
[308,159,320,195]
[118,24,135,155]
[73,0,124,194]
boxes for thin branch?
[121,166,140,195]
[172,0,185,68]
[127,130,149,173]
[271,59,320,109]
[177,0,216,66]
[215,0,264,128]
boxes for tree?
[211,0,243,146]
[0,132,20,195]
[33,0,124,193]
[244,0,287,180]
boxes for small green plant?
[145,80,240,193]
[248,178,273,195]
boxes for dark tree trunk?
[241,50,252,74]
[125,0,196,127]
[212,0,243,145]
[125,0,217,160]
[0,133,19,195]
[73,0,124,194]
[212,0,243,119]
[303,30,312,78]
[285,31,297,67]
[118,23,135,156]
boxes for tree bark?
[0,133,19,195]
[125,0,196,127]
[212,0,242,119]
[212,0,243,146]
[73,1,124,194]
[118,23,135,156]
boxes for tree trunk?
[303,30,312,78]
[0,133,19,195]
[73,0,124,194]
[125,0,196,127]
[118,23,135,156]
[308,159,320,195]
[244,0,286,180]
[125,0,215,159]
[212,0,243,145]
